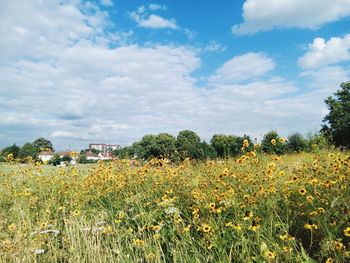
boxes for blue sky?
[1,0,350,150]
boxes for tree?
[1,144,20,159]
[33,137,54,151]
[286,132,307,153]
[61,154,72,164]
[18,142,39,159]
[49,154,61,166]
[153,133,176,158]
[176,130,203,160]
[211,135,229,158]
[199,142,217,159]
[261,130,285,155]
[321,81,350,148]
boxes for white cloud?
[138,14,177,29]
[100,0,113,6]
[298,35,350,69]
[210,53,275,83]
[1,0,348,151]
[203,41,227,53]
[232,0,350,35]
[149,4,167,11]
[129,5,178,29]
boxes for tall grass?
[0,149,349,262]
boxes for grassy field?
[0,150,349,262]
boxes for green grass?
[0,150,349,262]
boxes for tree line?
[1,81,349,162]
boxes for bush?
[286,132,307,153]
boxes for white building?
[38,151,55,162]
[89,143,120,153]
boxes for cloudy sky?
[1,0,350,150]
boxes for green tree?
[18,142,39,159]
[1,144,20,159]
[321,81,350,148]
[211,135,229,158]
[286,132,307,153]
[61,154,72,164]
[153,133,176,158]
[176,130,203,160]
[33,137,54,151]
[261,130,285,155]
[199,141,217,159]
[49,154,61,166]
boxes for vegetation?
[322,81,350,148]
[0,147,349,262]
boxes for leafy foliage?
[0,144,20,159]
[322,81,350,148]
[33,137,54,151]
[18,142,39,159]
[286,132,307,153]
[261,130,285,154]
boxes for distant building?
[98,152,118,160]
[89,143,120,153]
[38,151,55,162]
[85,151,100,161]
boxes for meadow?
[0,148,349,262]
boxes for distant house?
[98,152,118,160]
[38,151,55,162]
[85,151,100,161]
[89,143,120,153]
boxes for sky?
[1,0,350,151]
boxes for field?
[0,150,349,262]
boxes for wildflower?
[264,250,276,260]
[202,224,211,233]
[39,222,48,228]
[271,139,276,145]
[306,195,314,202]
[8,224,16,232]
[232,224,242,230]
[285,138,289,143]
[208,203,216,209]
[344,227,350,237]
[72,210,80,216]
[132,239,144,246]
[304,223,318,230]
[183,225,191,232]
[249,221,261,231]
[298,188,307,195]
[279,137,284,143]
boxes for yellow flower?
[304,223,317,230]
[344,227,350,237]
[132,239,144,246]
[202,224,211,233]
[326,258,335,263]
[8,224,16,232]
[278,137,284,143]
[72,210,80,216]
[298,188,307,195]
[208,203,216,209]
[271,139,276,145]
[39,222,48,228]
[264,250,276,260]
[232,224,242,230]
[285,138,289,143]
